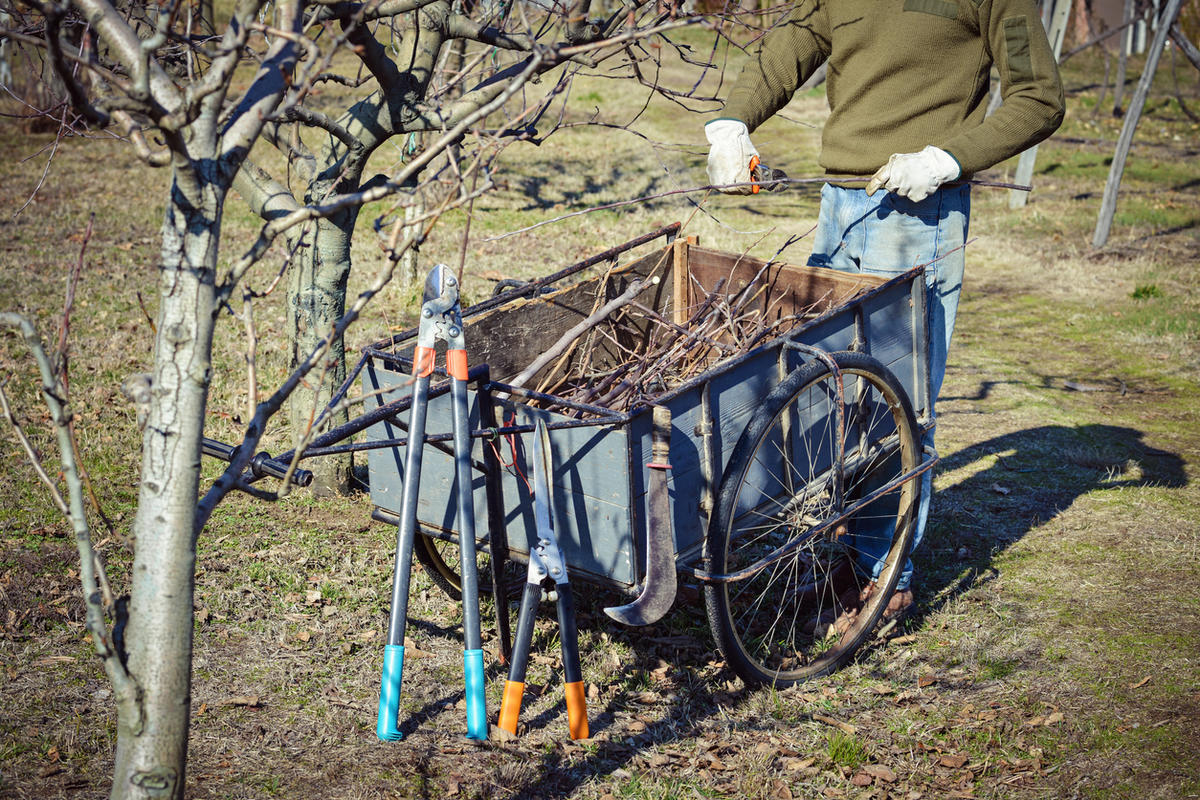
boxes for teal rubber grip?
[376,644,405,741]
[463,649,487,740]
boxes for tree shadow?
[908,422,1188,619]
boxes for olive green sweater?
[721,0,1065,177]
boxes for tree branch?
[445,16,534,50]
[72,0,183,117]
[1170,24,1200,73]
[219,1,303,170]
[0,312,142,733]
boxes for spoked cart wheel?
[704,350,922,686]
[414,533,525,602]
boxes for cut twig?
[507,277,658,391]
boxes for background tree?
[0,0,703,796]
[233,0,700,493]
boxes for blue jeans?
[806,183,970,590]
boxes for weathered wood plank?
[458,245,676,383]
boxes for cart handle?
[201,437,313,488]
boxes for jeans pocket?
[861,199,941,275]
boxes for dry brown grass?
[2,31,1199,800]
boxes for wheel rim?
[415,533,525,599]
[716,360,918,682]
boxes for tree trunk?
[1114,0,1134,114]
[1094,0,1185,246]
[281,10,448,494]
[110,168,224,800]
[287,209,357,495]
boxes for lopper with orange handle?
[497,418,588,740]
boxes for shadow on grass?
[909,422,1188,620]
[375,426,1186,797]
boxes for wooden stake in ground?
[1009,0,1071,210]
[1092,0,1186,248]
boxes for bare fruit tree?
[0,0,702,796]
[230,0,672,493]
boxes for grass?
[824,730,867,771]
[1,22,1199,800]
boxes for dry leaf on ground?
[863,764,898,782]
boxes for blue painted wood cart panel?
[364,242,928,592]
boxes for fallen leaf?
[489,724,516,743]
[224,695,261,708]
[1044,711,1064,726]
[295,630,312,643]
[1130,676,1151,689]
[863,764,898,782]
[626,720,646,733]
[770,778,793,799]
[634,691,659,704]
[850,771,873,786]
[813,714,857,735]
[918,674,938,688]
[989,483,1010,496]
[781,757,816,772]
[938,752,969,769]
[196,702,208,716]
[446,779,460,796]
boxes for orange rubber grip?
[564,681,588,740]
[498,680,524,736]
[748,155,761,194]
[447,349,468,382]
[413,346,436,378]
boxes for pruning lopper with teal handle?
[376,264,488,742]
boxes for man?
[706,0,1065,618]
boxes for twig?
[507,277,658,391]
[0,313,140,724]
[481,176,1032,243]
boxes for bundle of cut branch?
[511,267,832,415]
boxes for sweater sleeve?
[720,0,831,133]
[938,0,1065,174]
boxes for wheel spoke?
[706,353,921,685]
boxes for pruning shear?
[377,263,488,742]
[497,419,588,740]
[748,155,789,194]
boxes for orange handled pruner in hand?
[748,155,789,194]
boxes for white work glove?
[705,119,758,195]
[865,146,960,202]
